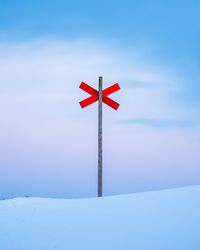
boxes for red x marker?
[79,82,120,110]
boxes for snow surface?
[0,185,200,250]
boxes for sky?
[0,0,200,199]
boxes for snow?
[0,185,200,250]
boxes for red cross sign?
[79,82,120,110]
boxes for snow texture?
[0,185,200,250]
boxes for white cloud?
[0,38,195,120]
[0,38,176,89]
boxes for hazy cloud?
[119,118,194,128]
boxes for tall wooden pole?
[98,76,103,197]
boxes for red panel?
[103,97,120,110]
[79,93,98,108]
[102,83,120,97]
[79,82,98,95]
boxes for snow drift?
[0,185,200,250]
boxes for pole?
[98,76,103,197]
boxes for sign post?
[79,77,120,197]
[98,76,103,197]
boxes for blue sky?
[1,0,200,103]
[0,0,200,198]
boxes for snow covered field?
[0,185,200,250]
